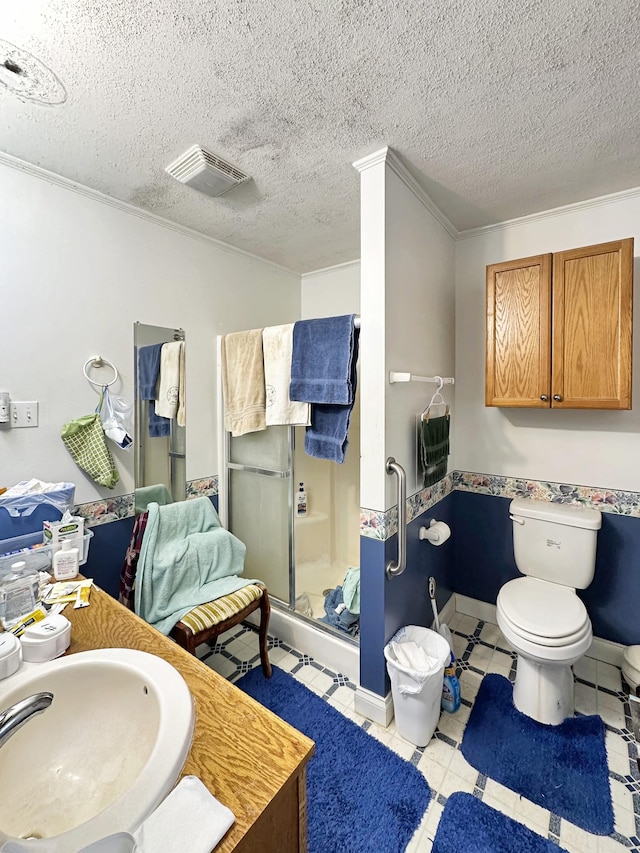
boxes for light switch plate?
[10,401,39,428]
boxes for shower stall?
[216,345,361,678]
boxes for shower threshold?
[248,600,359,684]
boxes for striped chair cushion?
[179,584,264,634]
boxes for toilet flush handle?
[510,515,525,525]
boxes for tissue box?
[43,517,85,554]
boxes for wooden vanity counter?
[65,585,314,853]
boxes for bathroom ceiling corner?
[1,1,639,273]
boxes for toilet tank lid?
[509,498,602,530]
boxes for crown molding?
[384,148,459,239]
[352,147,390,172]
[301,258,361,279]
[458,184,640,240]
[0,150,299,277]
[353,146,458,239]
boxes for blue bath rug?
[460,674,613,834]
[432,793,558,853]
[235,665,431,853]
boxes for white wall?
[0,159,300,503]
[455,190,640,491]
[357,152,456,511]
[301,261,360,320]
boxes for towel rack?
[389,372,454,385]
[83,356,118,388]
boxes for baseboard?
[586,635,625,669]
[354,684,394,727]
[454,593,498,624]
[452,593,625,669]
[432,593,457,630]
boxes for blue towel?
[138,344,170,438]
[289,315,359,463]
[290,315,358,404]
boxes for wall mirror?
[133,322,186,507]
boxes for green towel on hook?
[419,414,450,487]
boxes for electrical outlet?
[10,401,39,428]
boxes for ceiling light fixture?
[0,40,66,105]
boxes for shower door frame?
[216,336,296,610]
[216,336,360,646]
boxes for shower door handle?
[385,457,407,579]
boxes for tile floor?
[196,612,640,852]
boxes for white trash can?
[384,625,451,747]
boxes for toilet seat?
[497,577,590,648]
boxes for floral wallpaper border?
[452,471,640,517]
[360,470,640,541]
[360,475,454,540]
[74,476,219,527]
[74,469,640,536]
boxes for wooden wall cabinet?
[486,238,634,409]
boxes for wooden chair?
[119,510,272,678]
[170,582,272,678]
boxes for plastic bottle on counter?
[0,561,39,630]
[53,540,79,581]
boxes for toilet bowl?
[497,577,593,724]
[498,498,601,726]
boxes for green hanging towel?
[61,396,119,489]
[419,414,450,487]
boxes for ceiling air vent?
[165,145,250,198]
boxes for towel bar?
[385,457,407,579]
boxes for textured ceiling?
[1,1,639,272]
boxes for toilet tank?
[510,498,602,589]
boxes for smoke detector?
[165,145,250,198]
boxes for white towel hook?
[83,356,118,388]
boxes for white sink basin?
[0,649,194,852]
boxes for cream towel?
[262,324,311,426]
[221,329,267,436]
[155,341,182,420]
[177,340,186,427]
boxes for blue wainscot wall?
[361,488,640,700]
[83,486,640,701]
[453,491,640,648]
[360,492,456,697]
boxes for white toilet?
[496,498,602,725]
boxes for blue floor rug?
[236,665,431,853]
[460,674,613,835]
[432,793,558,853]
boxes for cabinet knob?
[540,395,548,402]
[553,394,563,402]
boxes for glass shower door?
[226,426,294,605]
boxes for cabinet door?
[552,238,633,409]
[486,254,552,407]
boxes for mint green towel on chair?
[134,497,256,635]
[134,483,173,516]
